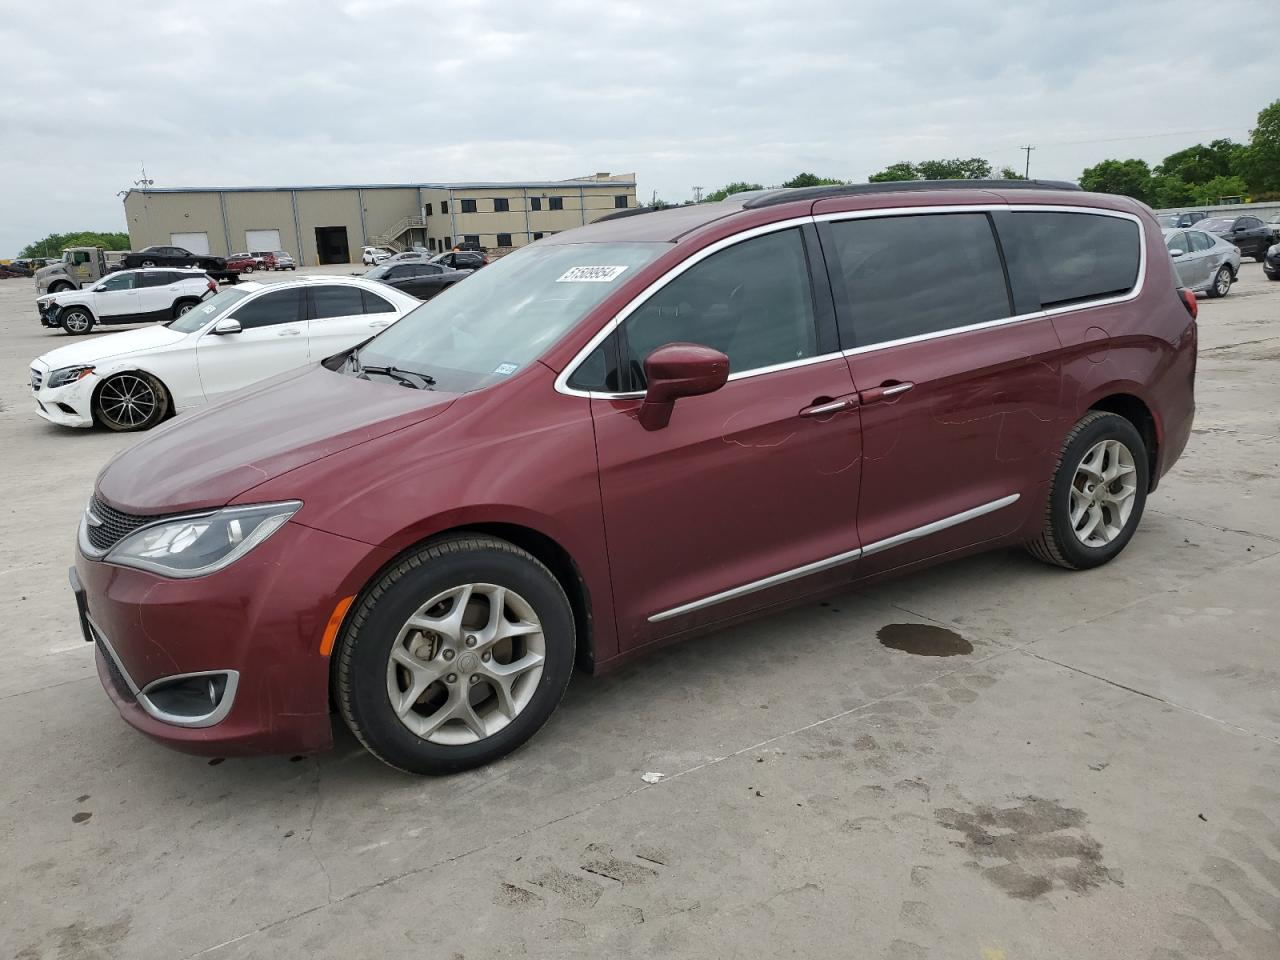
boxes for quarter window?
[827,213,1011,348]
[362,290,395,314]
[230,287,304,329]
[621,227,818,385]
[1014,211,1140,309]
[311,285,366,319]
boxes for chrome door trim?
[647,493,1021,623]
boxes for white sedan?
[29,276,419,432]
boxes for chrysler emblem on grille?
[85,505,104,528]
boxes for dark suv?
[72,180,1196,774]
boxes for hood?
[35,324,188,369]
[96,364,458,514]
[35,264,62,279]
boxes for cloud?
[0,0,1271,253]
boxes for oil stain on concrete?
[934,796,1120,900]
[878,623,973,657]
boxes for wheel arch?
[90,367,175,425]
[1087,392,1159,491]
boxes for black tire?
[49,280,74,293]
[1026,411,1149,570]
[60,306,94,335]
[1206,265,1232,299]
[93,372,169,432]
[140,259,157,268]
[336,534,575,775]
[172,298,200,319]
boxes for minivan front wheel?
[1026,411,1149,570]
[336,535,575,774]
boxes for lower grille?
[85,497,169,553]
[94,633,136,703]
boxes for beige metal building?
[122,173,637,265]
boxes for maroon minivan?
[72,181,1197,773]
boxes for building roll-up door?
[246,229,282,252]
[170,232,210,254]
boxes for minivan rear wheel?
[335,534,575,775]
[1026,411,1149,570]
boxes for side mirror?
[638,343,729,431]
[1169,248,1185,257]
[212,318,241,335]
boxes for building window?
[532,232,544,241]
[493,198,509,213]
[464,234,480,246]
[530,197,542,211]
[423,203,432,216]
[441,201,448,214]
[460,199,477,213]
[497,233,512,247]
[549,196,564,211]
[614,195,628,209]
[444,236,451,248]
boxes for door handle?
[859,381,914,404]
[368,320,391,329]
[276,328,301,336]
[799,396,858,418]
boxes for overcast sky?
[0,0,1273,255]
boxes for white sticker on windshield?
[493,362,519,376]
[556,265,628,283]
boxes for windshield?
[167,287,249,333]
[1198,218,1233,231]
[355,241,665,392]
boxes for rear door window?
[1012,211,1140,309]
[230,287,305,329]
[826,213,1012,348]
[310,285,366,319]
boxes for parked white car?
[37,268,217,335]
[1163,227,1241,299]
[29,276,419,432]
[362,246,394,265]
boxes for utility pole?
[691,186,703,203]
[1021,145,1035,180]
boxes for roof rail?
[741,179,1082,209]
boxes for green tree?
[1155,139,1246,186]
[916,157,992,180]
[20,231,131,259]
[781,172,844,188]
[1193,174,1249,204]
[999,166,1027,180]
[1240,99,1280,195]
[1149,175,1197,208]
[868,161,919,182]
[1078,159,1153,203]
[703,181,765,202]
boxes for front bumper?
[38,302,62,328]
[74,516,394,756]
[29,361,95,428]
[1265,254,1279,279]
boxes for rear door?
[196,286,309,399]
[136,272,183,319]
[306,283,397,358]
[585,224,863,648]
[1188,230,1220,284]
[90,272,141,319]
[819,206,1062,574]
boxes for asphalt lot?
[1,261,1277,960]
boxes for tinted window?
[311,285,366,319]
[567,332,623,392]
[828,213,1010,347]
[1189,231,1213,253]
[1014,211,1140,309]
[140,272,176,287]
[1239,217,1262,228]
[622,228,817,383]
[362,290,395,314]
[230,287,304,328]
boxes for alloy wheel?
[1069,439,1138,547]
[177,303,195,315]
[385,583,546,745]
[1215,268,1231,296]
[62,310,91,333]
[97,374,158,429]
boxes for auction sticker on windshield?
[556,265,628,283]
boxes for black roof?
[741,179,1081,209]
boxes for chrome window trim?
[555,202,1147,399]
[647,493,1020,623]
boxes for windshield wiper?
[357,362,437,389]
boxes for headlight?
[100,501,302,578]
[47,365,96,388]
